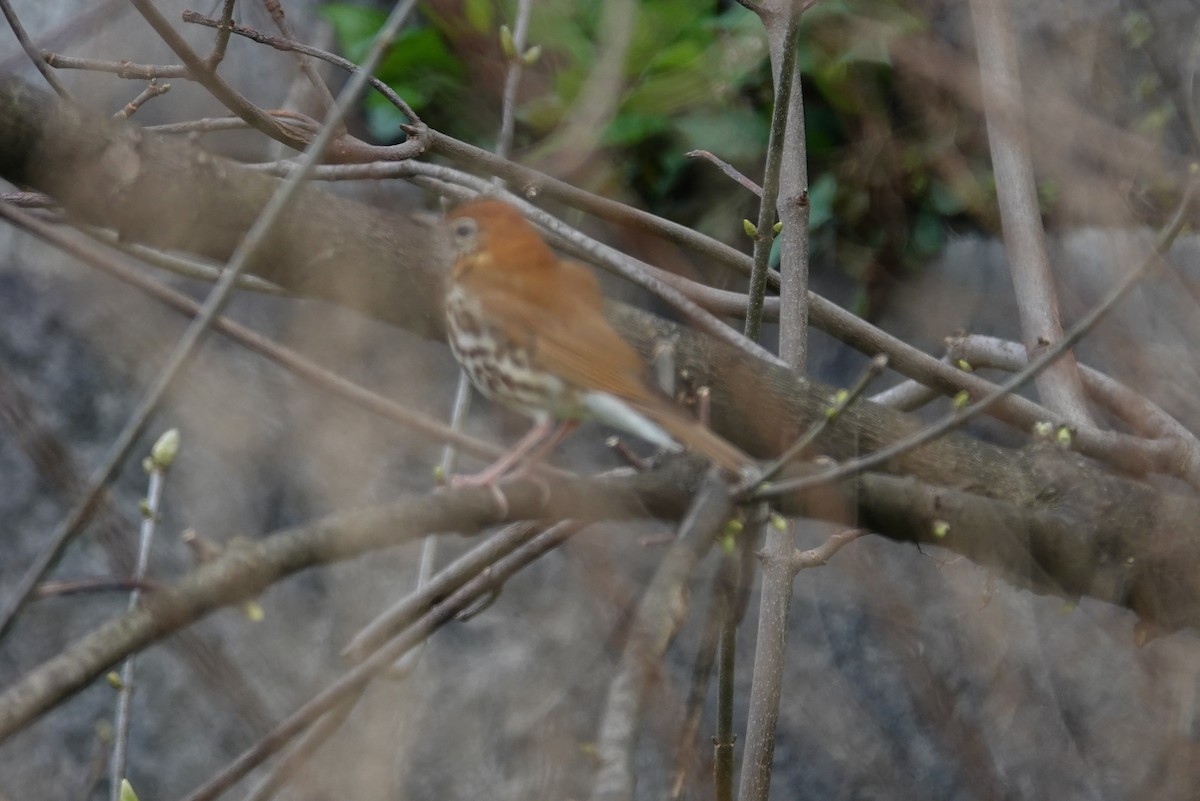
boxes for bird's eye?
[450,218,478,249]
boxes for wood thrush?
[443,198,753,484]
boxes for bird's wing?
[468,259,753,473]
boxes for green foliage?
[322,3,465,141]
[516,1,770,199]
[322,0,1003,309]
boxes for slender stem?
[207,0,237,69]
[714,555,738,801]
[743,9,801,342]
[495,0,533,161]
[735,518,793,801]
[970,0,1093,425]
[774,22,810,369]
[751,354,887,486]
[109,446,170,801]
[0,0,72,98]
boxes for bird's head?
[445,199,555,270]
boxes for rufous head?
[445,199,555,267]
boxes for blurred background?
[3,1,1200,799]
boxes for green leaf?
[674,108,769,162]
[365,94,418,140]
[376,27,462,84]
[927,180,966,216]
[601,112,673,147]
[320,4,387,63]
[910,209,945,255]
[463,0,493,33]
[1122,11,1153,48]
[808,172,838,231]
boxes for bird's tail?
[585,391,754,475]
[648,406,756,475]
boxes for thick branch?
[2,76,1200,634]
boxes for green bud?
[772,221,783,235]
[150,428,180,470]
[243,600,265,622]
[955,359,973,372]
[1055,426,1072,448]
[932,520,950,538]
[499,24,516,59]
[521,44,542,66]
[952,390,970,409]
[106,671,125,690]
[119,779,140,801]
[742,219,758,237]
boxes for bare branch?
[970,0,1095,425]
[41,52,188,79]
[0,0,72,98]
[685,149,764,196]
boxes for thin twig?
[736,514,791,801]
[686,150,763,196]
[752,354,888,487]
[495,0,533,162]
[668,559,728,801]
[109,430,177,801]
[948,334,1200,485]
[41,53,189,79]
[0,0,72,98]
[787,527,864,572]
[206,0,237,69]
[84,227,286,294]
[714,551,739,801]
[113,79,171,119]
[342,523,544,663]
[31,578,160,599]
[743,9,801,343]
[868,374,944,411]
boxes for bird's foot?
[449,471,511,519]
[448,465,554,517]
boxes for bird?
[442,198,754,486]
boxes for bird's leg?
[500,420,578,509]
[450,418,557,490]
[507,421,577,482]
